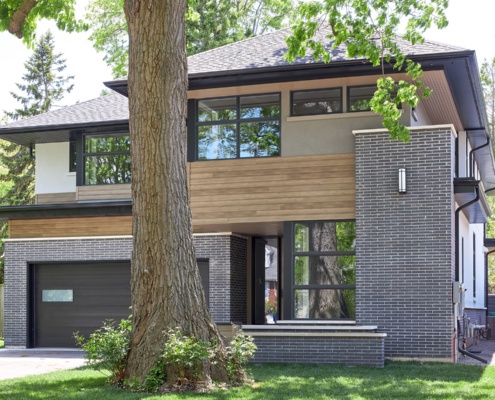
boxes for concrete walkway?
[0,349,86,380]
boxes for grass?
[0,361,494,399]
[0,339,3,348]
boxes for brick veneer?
[4,234,247,347]
[354,127,456,360]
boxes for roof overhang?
[0,121,129,147]
[0,200,132,221]
[454,178,491,223]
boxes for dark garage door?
[32,262,131,348]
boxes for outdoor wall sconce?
[398,168,407,193]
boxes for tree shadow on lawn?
[0,362,494,400]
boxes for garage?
[30,262,131,348]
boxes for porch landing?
[242,322,387,367]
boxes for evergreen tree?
[0,31,74,206]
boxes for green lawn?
[0,362,494,399]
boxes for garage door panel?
[34,262,131,348]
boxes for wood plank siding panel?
[76,184,132,201]
[190,154,355,224]
[9,216,132,238]
[36,192,77,204]
[11,154,355,238]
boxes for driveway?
[0,349,86,380]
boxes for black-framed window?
[348,85,376,112]
[83,133,131,185]
[286,220,356,319]
[195,93,280,160]
[291,88,342,116]
[69,141,77,172]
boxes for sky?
[0,0,494,115]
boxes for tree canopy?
[86,0,297,77]
[286,0,448,141]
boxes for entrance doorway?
[253,237,280,324]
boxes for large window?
[83,133,131,185]
[288,221,356,319]
[196,94,280,160]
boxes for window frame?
[192,93,281,161]
[347,84,377,113]
[69,140,77,173]
[283,220,356,320]
[290,87,343,117]
[81,132,131,186]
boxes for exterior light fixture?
[398,168,407,193]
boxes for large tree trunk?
[123,0,228,387]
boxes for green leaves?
[285,0,449,142]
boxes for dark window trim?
[347,84,376,113]
[81,131,131,186]
[194,93,281,161]
[69,141,77,173]
[290,87,343,117]
[284,220,356,320]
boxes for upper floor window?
[347,85,376,112]
[83,133,131,185]
[291,88,342,116]
[196,93,280,160]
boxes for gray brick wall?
[194,235,247,324]
[354,128,455,360]
[5,234,247,347]
[251,336,385,366]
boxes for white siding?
[35,143,76,194]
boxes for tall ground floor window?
[284,220,356,319]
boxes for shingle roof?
[1,92,128,130]
[0,29,468,131]
[188,27,467,75]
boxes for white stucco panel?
[35,142,76,194]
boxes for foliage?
[0,0,85,45]
[285,0,448,142]
[5,31,74,120]
[481,57,495,151]
[144,328,216,391]
[225,332,257,385]
[85,0,297,77]
[74,316,132,385]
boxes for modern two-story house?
[0,30,493,366]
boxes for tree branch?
[8,0,38,39]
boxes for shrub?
[74,316,131,384]
[226,331,257,385]
[153,327,216,390]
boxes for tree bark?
[8,0,38,38]
[123,0,228,386]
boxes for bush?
[147,327,216,391]
[74,316,131,384]
[226,331,257,385]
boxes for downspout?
[468,131,490,178]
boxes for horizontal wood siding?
[77,184,131,201]
[190,154,355,225]
[36,192,76,204]
[9,216,132,238]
